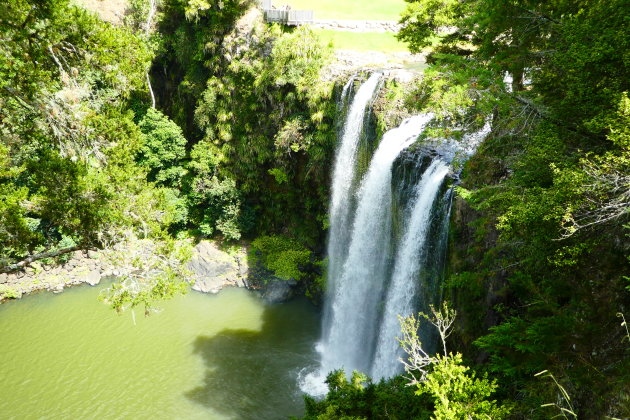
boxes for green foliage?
[152,0,251,133]
[303,307,510,420]
[250,235,312,281]
[185,139,243,239]
[420,354,510,420]
[102,266,188,314]
[398,0,469,53]
[399,0,629,417]
[190,173,242,240]
[301,370,433,420]
[137,108,187,188]
[305,258,327,301]
[0,0,181,272]
[534,370,578,420]
[156,2,337,243]
[99,238,193,314]
[0,284,22,300]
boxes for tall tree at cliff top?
[0,0,180,268]
[154,0,336,244]
[399,0,629,417]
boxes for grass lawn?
[284,0,407,21]
[314,29,408,52]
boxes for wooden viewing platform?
[259,0,314,26]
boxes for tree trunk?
[0,246,82,273]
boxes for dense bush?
[250,235,312,282]
[0,0,179,266]
[301,371,433,420]
[137,108,187,189]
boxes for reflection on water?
[187,301,320,420]
[0,284,320,419]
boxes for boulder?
[188,241,246,294]
[87,250,99,259]
[75,270,101,286]
[261,278,298,304]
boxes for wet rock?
[238,257,249,278]
[262,278,298,304]
[73,270,101,286]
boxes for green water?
[0,284,321,419]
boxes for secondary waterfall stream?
[371,159,450,380]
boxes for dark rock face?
[261,278,298,304]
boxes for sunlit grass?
[314,29,408,52]
[284,0,406,21]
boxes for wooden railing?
[287,10,314,25]
[264,9,288,23]
[259,0,313,26]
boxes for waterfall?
[300,74,489,396]
[370,159,450,380]
[321,114,433,375]
[322,73,381,344]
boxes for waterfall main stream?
[322,114,434,377]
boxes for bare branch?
[398,301,458,385]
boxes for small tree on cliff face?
[399,302,511,420]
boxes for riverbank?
[0,240,249,303]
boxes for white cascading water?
[299,74,383,396]
[370,159,450,380]
[325,72,381,297]
[321,114,434,376]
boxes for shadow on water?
[186,297,321,420]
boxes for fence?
[260,0,314,26]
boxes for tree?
[399,303,511,420]
[0,0,178,269]
[137,108,187,189]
